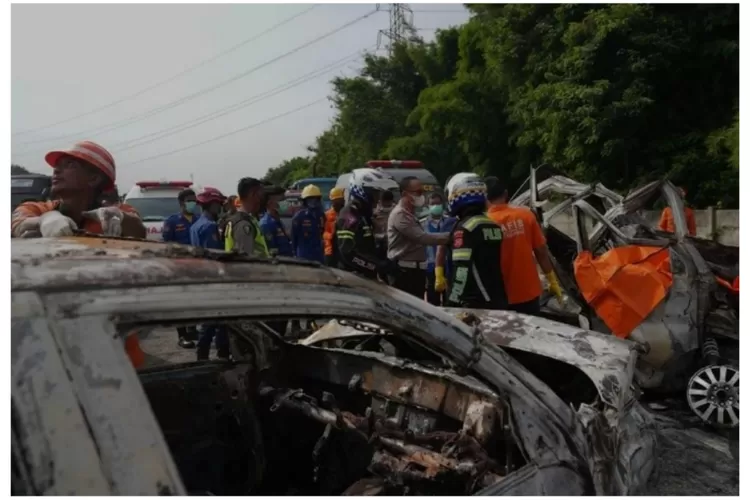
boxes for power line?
[411,9,467,13]
[110,47,372,152]
[12,5,320,138]
[124,98,328,166]
[13,7,380,153]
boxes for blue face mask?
[184,201,198,214]
[429,205,443,217]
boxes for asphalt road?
[137,326,739,495]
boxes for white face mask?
[412,194,425,208]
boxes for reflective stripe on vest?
[225,214,270,257]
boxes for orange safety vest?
[323,207,337,257]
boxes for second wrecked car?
[512,167,739,429]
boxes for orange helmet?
[45,141,116,190]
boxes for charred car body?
[12,237,655,495]
[511,167,739,429]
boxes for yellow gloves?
[546,271,564,304]
[435,266,447,292]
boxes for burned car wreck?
[12,237,655,495]
[511,168,739,429]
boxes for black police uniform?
[446,213,509,309]
[335,202,393,280]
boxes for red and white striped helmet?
[196,186,227,205]
[45,141,116,190]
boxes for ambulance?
[123,181,195,241]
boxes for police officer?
[190,187,230,360]
[335,168,400,281]
[436,173,508,310]
[260,188,293,257]
[163,188,199,348]
[218,195,238,239]
[292,184,325,263]
[225,177,270,258]
[324,187,346,266]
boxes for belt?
[397,260,428,270]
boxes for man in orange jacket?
[324,187,346,266]
[658,187,697,236]
[11,141,145,239]
[484,176,564,315]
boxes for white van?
[123,181,195,241]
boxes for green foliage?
[268,4,739,207]
[11,164,31,175]
[262,156,313,186]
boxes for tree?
[11,164,31,175]
[266,4,739,207]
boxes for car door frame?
[36,278,597,495]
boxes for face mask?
[184,201,197,214]
[306,199,320,210]
[429,205,443,217]
[412,194,425,208]
[379,205,393,214]
[278,200,289,213]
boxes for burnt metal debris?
[510,166,739,428]
[12,236,657,495]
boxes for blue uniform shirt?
[190,214,223,250]
[423,215,457,272]
[291,208,324,263]
[162,212,195,245]
[260,212,293,257]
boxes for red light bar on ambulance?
[136,181,193,189]
[366,160,424,169]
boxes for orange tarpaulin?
[574,246,673,339]
[125,333,145,369]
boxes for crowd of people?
[11,139,699,361]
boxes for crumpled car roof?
[301,309,637,411]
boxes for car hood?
[302,309,638,410]
[447,308,638,410]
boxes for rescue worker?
[658,186,697,236]
[163,188,199,349]
[484,176,564,315]
[435,173,508,310]
[291,184,325,263]
[260,188,293,257]
[422,192,457,306]
[335,168,400,280]
[225,177,270,257]
[163,189,198,246]
[11,141,145,239]
[387,176,451,298]
[324,187,346,266]
[190,187,230,361]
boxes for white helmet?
[347,168,399,206]
[445,172,486,216]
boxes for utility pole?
[376,3,414,56]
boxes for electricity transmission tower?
[376,4,415,55]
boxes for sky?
[11,3,471,194]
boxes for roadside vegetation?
[265,4,739,209]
